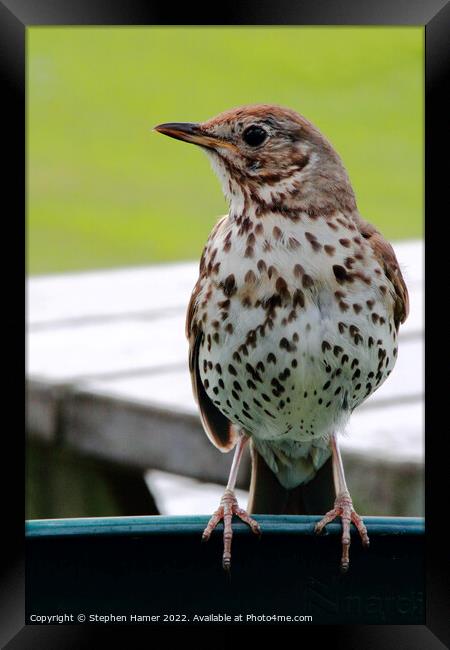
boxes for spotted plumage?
[155,104,409,571]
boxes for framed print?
[4,0,448,646]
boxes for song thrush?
[154,104,409,572]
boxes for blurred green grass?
[27,27,423,275]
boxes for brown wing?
[185,218,239,453]
[357,218,409,327]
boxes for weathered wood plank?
[26,240,423,385]
[28,240,422,329]
[79,335,423,416]
[28,330,423,458]
[26,379,65,441]
[57,379,422,481]
[27,297,422,383]
[59,388,251,487]
[27,315,188,381]
[345,401,423,463]
[26,240,424,482]
[28,262,198,327]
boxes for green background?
[27,27,423,275]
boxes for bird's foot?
[314,491,369,572]
[202,488,261,571]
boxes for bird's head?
[154,104,356,217]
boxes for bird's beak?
[153,122,234,150]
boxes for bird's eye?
[242,125,268,147]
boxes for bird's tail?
[247,440,334,515]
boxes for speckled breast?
[196,211,399,445]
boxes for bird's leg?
[202,432,261,571]
[315,433,369,572]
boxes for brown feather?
[248,442,334,515]
[356,217,410,326]
[186,217,239,452]
[188,332,239,452]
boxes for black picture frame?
[4,0,448,646]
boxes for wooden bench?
[26,240,423,517]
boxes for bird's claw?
[202,489,261,571]
[315,492,369,572]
